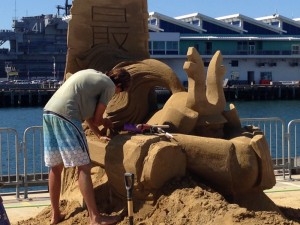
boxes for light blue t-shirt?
[44,69,115,121]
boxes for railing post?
[285,131,292,180]
[15,136,20,199]
[22,126,46,199]
[21,139,28,199]
[286,119,300,180]
[0,128,20,198]
[282,124,287,180]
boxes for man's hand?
[100,136,111,142]
[103,118,113,128]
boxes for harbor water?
[0,107,43,135]
[228,100,300,122]
[0,101,299,130]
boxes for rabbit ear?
[183,48,227,125]
[183,47,206,112]
[206,50,227,112]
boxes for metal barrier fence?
[0,128,22,198]
[2,119,300,198]
[240,117,287,178]
[22,126,48,198]
[287,119,300,179]
[0,126,48,199]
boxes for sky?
[1,0,300,30]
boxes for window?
[149,18,157,25]
[260,72,272,81]
[166,41,178,50]
[153,41,165,49]
[237,41,248,54]
[192,20,200,26]
[205,42,212,55]
[248,42,255,55]
[292,45,300,55]
[231,60,239,67]
[232,21,241,26]
[289,61,298,67]
[230,71,240,80]
[238,41,256,54]
[150,41,179,55]
[166,41,178,55]
[148,41,153,54]
[271,21,280,26]
[152,41,165,55]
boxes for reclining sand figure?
[96,47,277,211]
[59,47,278,214]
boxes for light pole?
[27,39,30,54]
[27,39,30,80]
[52,56,56,80]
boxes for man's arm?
[85,102,112,139]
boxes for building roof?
[294,18,300,22]
[257,14,300,27]
[175,12,246,34]
[180,35,300,41]
[148,24,164,32]
[256,14,300,34]
[216,14,286,34]
[149,12,206,33]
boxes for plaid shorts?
[43,110,91,167]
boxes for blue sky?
[1,0,300,30]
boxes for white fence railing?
[0,128,22,197]
[287,119,300,179]
[22,126,48,198]
[0,126,48,199]
[240,117,287,177]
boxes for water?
[0,101,298,133]
[0,107,43,136]
[228,100,300,122]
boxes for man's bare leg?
[78,164,118,225]
[49,164,64,224]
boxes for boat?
[0,1,71,80]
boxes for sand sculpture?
[65,0,149,75]
[60,0,279,220]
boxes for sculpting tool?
[124,173,134,225]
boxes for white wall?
[152,56,300,84]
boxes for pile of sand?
[14,175,300,225]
